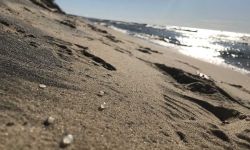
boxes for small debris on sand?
[196,71,210,80]
[44,116,55,126]
[222,120,230,125]
[61,134,74,147]
[239,114,247,120]
[39,84,47,89]
[98,102,107,111]
[98,90,105,97]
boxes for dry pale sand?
[0,0,250,150]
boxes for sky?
[55,0,250,33]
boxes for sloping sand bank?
[0,0,250,149]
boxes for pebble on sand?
[39,84,47,89]
[44,116,55,126]
[196,71,210,80]
[98,91,105,97]
[61,134,74,147]
[98,102,107,111]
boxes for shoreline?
[85,16,250,35]
[0,1,250,149]
[93,20,250,75]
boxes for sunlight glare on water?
[89,18,250,74]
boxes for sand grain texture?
[0,0,250,149]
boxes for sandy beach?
[0,0,250,149]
